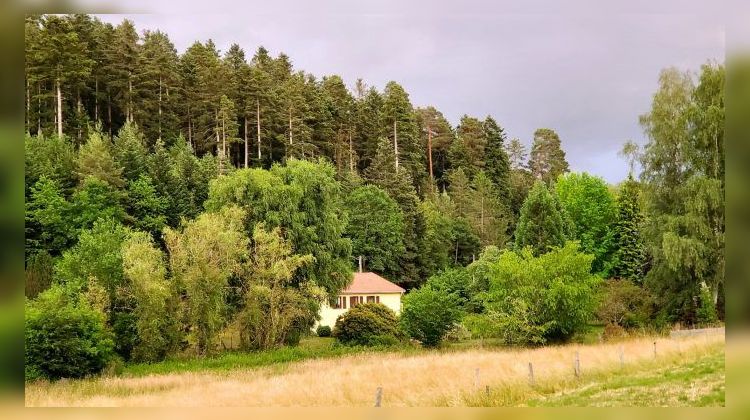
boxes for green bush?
[400,286,462,347]
[477,242,601,344]
[316,325,332,337]
[333,303,401,346]
[596,279,655,329]
[25,285,114,380]
[696,282,719,326]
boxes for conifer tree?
[76,127,125,189]
[611,175,646,282]
[529,128,569,185]
[483,116,511,203]
[514,181,570,254]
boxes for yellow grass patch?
[25,331,724,407]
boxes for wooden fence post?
[619,345,624,369]
[528,362,535,386]
[485,385,490,397]
[374,387,382,407]
[653,341,657,358]
[574,351,581,377]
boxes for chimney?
[358,255,363,273]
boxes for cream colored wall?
[315,292,403,329]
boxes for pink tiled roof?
[341,272,405,294]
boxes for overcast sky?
[94,2,725,184]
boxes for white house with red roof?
[316,266,405,329]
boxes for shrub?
[696,282,719,326]
[316,325,332,337]
[333,303,401,346]
[477,242,601,344]
[596,279,655,329]
[443,322,471,342]
[400,286,462,347]
[25,285,114,380]
[463,302,550,346]
[602,323,628,341]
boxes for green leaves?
[345,185,405,276]
[475,242,600,344]
[514,181,570,254]
[401,285,462,347]
[555,172,617,276]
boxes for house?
[317,271,405,329]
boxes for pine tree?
[416,106,454,191]
[529,128,569,185]
[455,115,486,173]
[108,19,139,126]
[136,30,181,145]
[514,181,569,254]
[612,175,646,282]
[366,137,425,287]
[483,116,511,203]
[112,122,148,183]
[76,127,125,189]
[382,81,426,192]
[353,85,383,171]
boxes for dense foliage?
[332,303,402,346]
[400,286,462,347]
[23,14,723,379]
[25,285,114,380]
[472,243,601,344]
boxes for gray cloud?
[96,2,724,183]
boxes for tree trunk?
[37,82,41,134]
[76,89,82,142]
[244,117,248,168]
[393,120,399,170]
[256,98,261,164]
[94,78,99,122]
[107,91,112,138]
[349,128,354,172]
[127,77,133,123]
[158,75,163,140]
[288,106,293,145]
[56,78,62,139]
[427,126,434,181]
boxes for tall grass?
[25,331,724,407]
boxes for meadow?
[25,330,724,407]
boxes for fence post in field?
[475,368,480,388]
[653,341,657,358]
[374,387,382,407]
[485,385,490,397]
[619,345,624,369]
[528,362,535,386]
[574,351,581,377]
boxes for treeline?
[24,15,724,379]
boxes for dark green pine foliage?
[514,180,570,254]
[482,116,511,204]
[366,137,426,288]
[112,122,148,183]
[416,106,454,191]
[136,30,181,146]
[353,84,384,171]
[529,128,569,185]
[381,81,426,194]
[612,175,647,283]
[455,115,486,175]
[148,139,191,227]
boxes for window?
[350,296,359,308]
[333,296,343,309]
[376,296,380,303]
[367,296,376,303]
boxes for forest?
[24,14,725,381]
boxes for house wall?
[315,292,403,329]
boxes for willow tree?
[237,224,315,350]
[164,206,248,354]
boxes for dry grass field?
[25,331,724,407]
